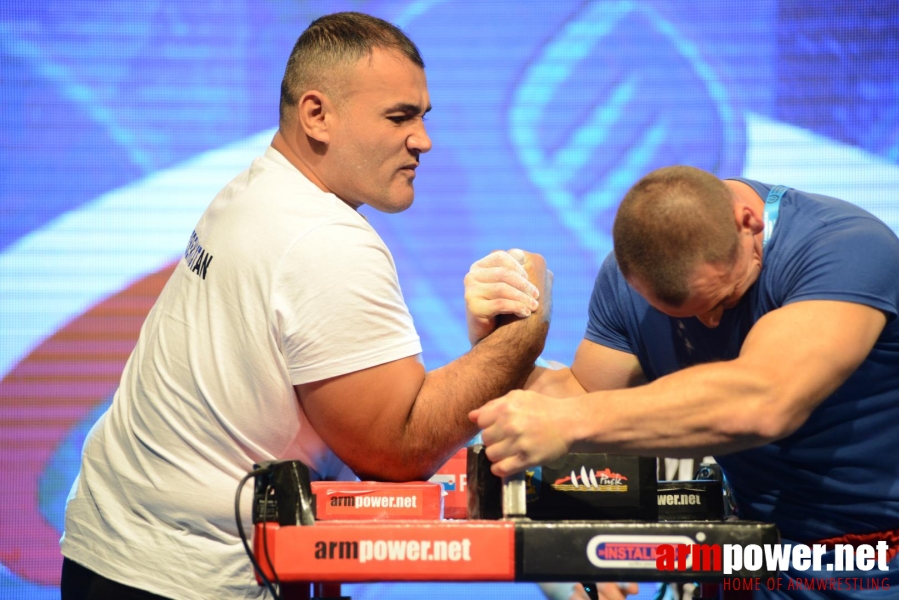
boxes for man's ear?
[735,200,764,236]
[297,90,332,144]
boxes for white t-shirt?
[61,147,422,599]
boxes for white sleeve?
[271,218,422,385]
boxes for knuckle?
[496,283,519,300]
[472,268,492,284]
[489,299,510,313]
[503,270,524,287]
[488,250,507,264]
[494,268,511,284]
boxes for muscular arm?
[296,253,551,482]
[526,339,646,397]
[474,300,886,475]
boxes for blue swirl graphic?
[508,1,745,266]
[5,2,899,599]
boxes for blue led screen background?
[2,1,898,598]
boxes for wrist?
[564,395,591,452]
[467,314,496,346]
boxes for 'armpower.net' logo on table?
[586,535,892,593]
[329,494,419,509]
[310,482,444,520]
[654,541,892,574]
[315,538,473,564]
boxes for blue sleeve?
[779,217,899,321]
[584,253,638,355]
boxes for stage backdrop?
[2,1,898,598]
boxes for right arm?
[526,338,646,397]
[296,251,552,482]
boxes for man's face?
[323,48,432,213]
[631,240,762,329]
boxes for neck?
[270,129,338,197]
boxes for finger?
[485,268,539,297]
[468,408,481,423]
[478,420,508,447]
[470,399,499,428]
[467,292,529,315]
[473,267,539,298]
[507,248,527,265]
[596,582,627,600]
[473,251,529,279]
[569,583,592,600]
[480,424,514,452]
[475,296,537,318]
[473,279,539,305]
[537,583,581,600]
[484,439,517,465]
[474,250,524,271]
[490,455,526,478]
[621,583,639,596]
[508,302,533,318]
[520,252,547,275]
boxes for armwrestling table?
[247,456,778,600]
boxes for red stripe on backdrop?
[0,262,175,585]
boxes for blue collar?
[762,185,790,248]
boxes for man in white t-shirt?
[60,12,551,600]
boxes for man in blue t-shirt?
[470,165,899,598]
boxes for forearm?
[570,358,790,457]
[398,315,549,478]
[474,301,884,477]
[335,249,552,481]
[525,366,587,397]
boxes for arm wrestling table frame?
[244,460,778,600]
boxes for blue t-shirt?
[586,179,899,543]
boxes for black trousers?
[61,558,172,600]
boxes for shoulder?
[762,190,899,316]
[777,189,899,253]
[274,213,399,301]
[587,252,649,326]
[238,153,384,251]
[726,177,771,200]
[591,252,639,304]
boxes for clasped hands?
[462,249,569,475]
[463,251,637,599]
[463,248,551,346]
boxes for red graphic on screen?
[0,263,176,584]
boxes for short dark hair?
[612,165,739,306]
[279,12,424,124]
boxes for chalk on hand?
[508,248,527,265]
